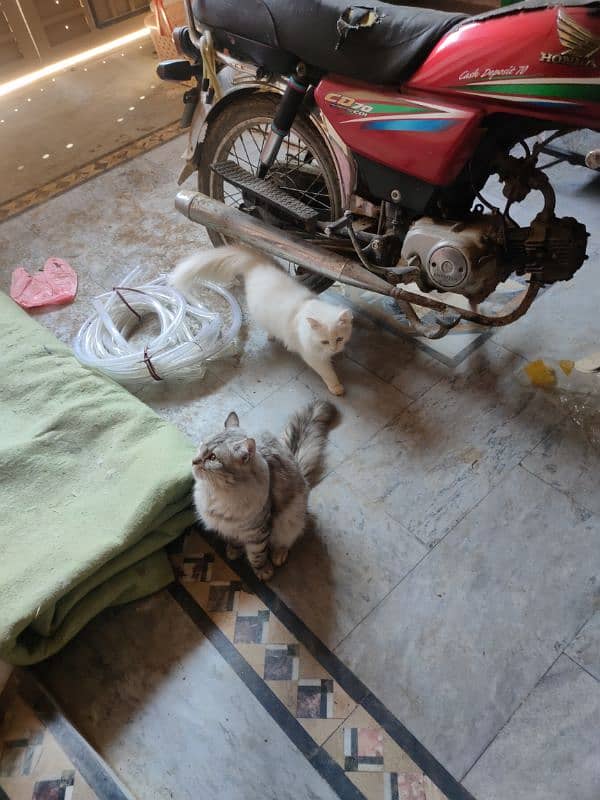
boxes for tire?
[198,93,342,293]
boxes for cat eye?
[207,453,216,461]
[336,337,343,343]
[321,340,329,345]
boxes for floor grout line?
[563,652,600,684]
[564,606,600,648]
[333,417,551,651]
[342,351,419,403]
[237,363,307,411]
[331,465,513,656]
[459,650,563,784]
[519,462,598,520]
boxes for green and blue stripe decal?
[365,119,457,132]
[340,98,469,133]
[453,76,600,108]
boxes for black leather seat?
[193,0,467,84]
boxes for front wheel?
[197,93,342,293]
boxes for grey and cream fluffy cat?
[192,401,336,580]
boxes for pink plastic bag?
[10,258,78,309]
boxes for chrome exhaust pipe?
[175,190,394,295]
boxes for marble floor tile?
[135,370,252,444]
[5,132,598,800]
[523,419,600,517]
[343,314,447,400]
[335,467,600,779]
[37,592,342,800]
[169,534,457,799]
[269,473,427,649]
[242,356,411,459]
[206,321,308,407]
[464,656,600,800]
[336,340,560,545]
[322,702,448,800]
[0,675,103,800]
[566,611,600,682]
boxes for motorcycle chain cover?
[210,161,320,224]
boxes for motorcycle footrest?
[210,160,320,225]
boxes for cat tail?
[282,401,338,488]
[169,246,261,294]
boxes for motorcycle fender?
[177,69,355,205]
[177,69,284,185]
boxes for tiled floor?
[33,531,456,800]
[0,132,599,800]
[171,531,447,800]
[0,671,131,800]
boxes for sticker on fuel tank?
[324,93,374,116]
[325,94,470,132]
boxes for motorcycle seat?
[192,0,467,84]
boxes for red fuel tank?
[315,5,599,186]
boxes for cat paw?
[226,544,244,561]
[271,547,289,567]
[253,561,274,581]
[329,383,345,396]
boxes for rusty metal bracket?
[394,298,461,339]
[390,280,541,328]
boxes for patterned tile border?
[169,528,476,800]
[0,670,133,800]
[0,122,183,224]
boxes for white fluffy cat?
[170,246,353,395]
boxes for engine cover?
[400,217,505,301]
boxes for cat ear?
[306,317,323,331]
[338,309,353,324]
[224,411,239,429]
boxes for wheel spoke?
[238,134,257,174]
[230,143,254,171]
[247,126,266,162]
[210,112,335,281]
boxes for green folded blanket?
[0,293,195,665]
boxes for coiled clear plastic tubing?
[73,268,242,386]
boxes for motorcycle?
[157,0,600,339]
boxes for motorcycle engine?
[400,212,588,303]
[400,217,507,302]
[505,212,588,284]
